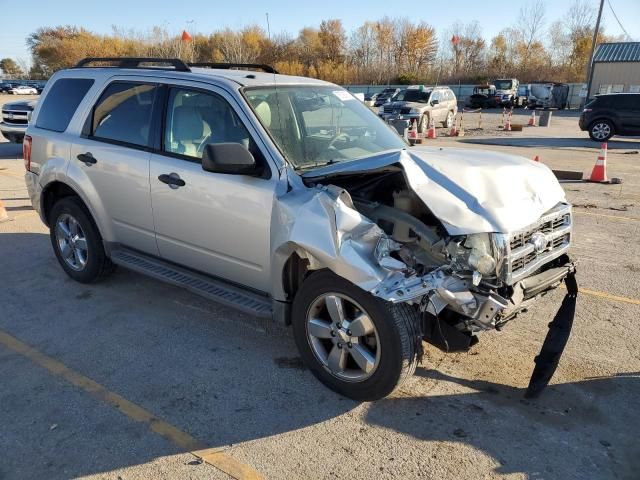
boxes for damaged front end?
[273,149,577,397]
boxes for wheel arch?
[40,180,112,243]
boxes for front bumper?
[0,122,27,136]
[379,113,422,135]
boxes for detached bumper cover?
[525,265,578,398]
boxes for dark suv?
[579,93,640,141]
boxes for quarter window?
[163,88,253,160]
[91,82,157,148]
[35,78,94,132]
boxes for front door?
[149,85,277,292]
[70,80,160,255]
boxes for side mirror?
[202,143,258,175]
[430,99,439,106]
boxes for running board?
[110,249,273,318]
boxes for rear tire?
[589,119,614,141]
[49,197,115,283]
[292,270,421,401]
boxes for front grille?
[383,105,394,113]
[501,203,572,284]
[2,110,29,125]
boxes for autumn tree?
[0,58,23,78]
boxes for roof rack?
[74,57,191,72]
[188,63,279,74]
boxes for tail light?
[23,135,32,172]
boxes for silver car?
[24,58,577,401]
[379,85,458,133]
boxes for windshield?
[244,86,406,169]
[474,87,494,95]
[395,89,431,103]
[531,84,552,99]
[494,80,513,90]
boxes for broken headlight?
[447,233,497,276]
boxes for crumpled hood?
[303,147,566,235]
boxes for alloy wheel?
[55,213,88,271]
[305,293,381,382]
[591,122,611,140]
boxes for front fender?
[270,185,391,302]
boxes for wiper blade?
[297,159,339,171]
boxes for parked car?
[528,83,569,110]
[9,85,38,95]
[379,85,458,133]
[492,78,519,107]
[364,93,378,107]
[25,57,575,401]
[0,99,36,143]
[0,83,17,93]
[579,93,640,141]
[374,88,400,107]
[467,84,499,108]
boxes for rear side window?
[91,82,158,148]
[35,78,94,132]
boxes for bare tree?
[517,0,546,65]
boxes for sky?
[0,0,639,63]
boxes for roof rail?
[74,57,191,72]
[188,63,279,74]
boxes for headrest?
[254,101,271,128]
[172,106,204,141]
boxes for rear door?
[149,83,277,292]
[70,79,160,255]
[622,94,640,133]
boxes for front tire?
[418,114,429,133]
[442,111,454,128]
[49,197,115,283]
[589,119,614,141]
[292,270,421,401]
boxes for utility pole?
[585,0,605,99]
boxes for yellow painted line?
[574,210,640,222]
[561,285,640,306]
[0,329,263,480]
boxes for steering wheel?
[327,132,350,150]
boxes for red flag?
[451,34,460,45]
[181,30,193,41]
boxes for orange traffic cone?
[528,110,536,126]
[449,124,458,136]
[408,120,418,140]
[533,155,540,162]
[0,199,8,222]
[427,116,437,139]
[505,111,512,131]
[588,143,608,182]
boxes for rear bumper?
[24,171,45,222]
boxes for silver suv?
[379,85,458,133]
[25,58,577,401]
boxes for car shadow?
[365,369,639,479]
[460,136,640,151]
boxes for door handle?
[77,152,97,165]
[158,173,186,188]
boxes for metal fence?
[345,83,587,109]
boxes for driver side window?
[163,88,252,160]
